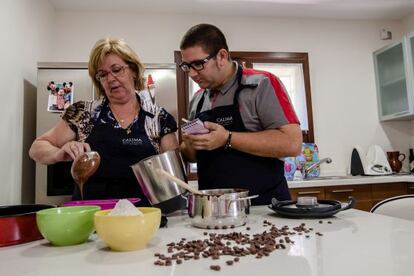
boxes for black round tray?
[268,197,355,218]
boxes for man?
[179,23,302,205]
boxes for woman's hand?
[55,141,91,161]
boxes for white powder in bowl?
[109,199,143,216]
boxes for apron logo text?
[122,138,143,146]
[216,116,233,126]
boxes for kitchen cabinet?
[289,187,325,200]
[290,182,410,211]
[371,182,407,205]
[406,182,414,194]
[373,35,414,121]
[325,185,372,211]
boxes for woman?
[29,38,179,204]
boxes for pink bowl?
[63,198,140,210]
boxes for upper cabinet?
[373,33,414,121]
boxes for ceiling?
[49,0,414,20]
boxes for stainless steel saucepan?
[187,189,258,229]
[155,169,258,229]
[130,149,187,213]
[132,150,258,227]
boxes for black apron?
[195,65,291,206]
[72,100,156,206]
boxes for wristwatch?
[224,131,232,150]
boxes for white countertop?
[288,174,414,188]
[2,206,414,276]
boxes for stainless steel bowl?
[187,189,258,229]
[131,149,187,206]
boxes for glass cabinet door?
[374,41,409,119]
[405,33,414,115]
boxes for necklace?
[125,121,135,135]
[110,103,139,135]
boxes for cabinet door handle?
[331,189,354,193]
[298,191,321,195]
[408,186,414,190]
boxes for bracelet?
[224,131,232,150]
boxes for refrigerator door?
[144,64,178,120]
[36,64,94,205]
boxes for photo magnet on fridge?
[47,81,74,112]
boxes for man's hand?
[183,121,229,151]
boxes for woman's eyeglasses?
[179,53,217,73]
[96,64,129,82]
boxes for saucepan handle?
[227,195,259,211]
[340,196,356,211]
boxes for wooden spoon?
[155,168,203,196]
[71,151,101,199]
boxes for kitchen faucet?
[303,157,332,179]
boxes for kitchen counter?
[1,206,414,276]
[288,174,414,188]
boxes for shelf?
[379,76,406,87]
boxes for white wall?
[49,11,412,175]
[0,0,54,204]
[403,13,414,34]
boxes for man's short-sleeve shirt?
[188,63,300,131]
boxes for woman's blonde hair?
[88,38,145,97]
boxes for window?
[252,63,308,131]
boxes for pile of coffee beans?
[154,220,325,271]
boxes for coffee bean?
[210,265,221,271]
[154,220,321,270]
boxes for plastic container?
[63,198,140,210]
[95,207,161,251]
[0,204,55,247]
[37,206,100,246]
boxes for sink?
[303,175,351,181]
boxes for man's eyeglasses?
[179,53,217,73]
[96,64,129,82]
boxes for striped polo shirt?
[188,62,300,131]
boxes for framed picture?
[47,81,74,112]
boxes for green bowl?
[36,206,100,246]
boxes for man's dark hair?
[180,23,229,56]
